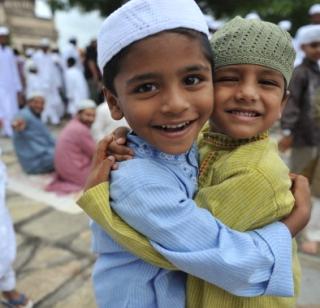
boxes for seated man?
[12,93,55,174]
[46,100,96,194]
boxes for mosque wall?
[0,0,57,49]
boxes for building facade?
[0,0,57,49]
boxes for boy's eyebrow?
[179,64,211,74]
[126,64,210,85]
[126,73,160,85]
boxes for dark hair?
[103,28,214,94]
[67,57,76,67]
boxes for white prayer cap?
[27,91,45,101]
[76,99,96,112]
[40,37,50,47]
[309,4,320,15]
[97,0,209,73]
[278,20,292,31]
[245,12,261,20]
[25,48,34,57]
[296,24,320,46]
[0,26,9,36]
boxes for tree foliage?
[46,0,320,34]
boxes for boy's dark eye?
[134,83,157,93]
[259,79,279,87]
[184,76,201,86]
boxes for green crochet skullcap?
[211,16,296,85]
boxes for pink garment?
[46,118,95,194]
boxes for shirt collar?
[127,131,198,167]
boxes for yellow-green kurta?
[78,127,300,308]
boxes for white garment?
[0,158,16,291]
[91,102,128,142]
[51,53,65,90]
[0,46,22,137]
[65,66,89,116]
[62,43,83,71]
[32,50,64,124]
[25,72,45,100]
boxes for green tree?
[46,0,320,34]
[198,0,320,33]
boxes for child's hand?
[278,136,293,153]
[282,174,311,237]
[108,126,134,161]
[84,136,116,192]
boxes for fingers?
[83,155,116,191]
[94,135,114,163]
[108,138,134,158]
[113,126,130,140]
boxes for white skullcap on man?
[97,0,209,73]
[296,24,320,46]
[27,91,45,101]
[76,99,96,112]
[278,20,292,31]
[245,12,261,20]
[25,48,34,57]
[309,4,320,15]
[0,26,9,36]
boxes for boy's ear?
[103,87,124,120]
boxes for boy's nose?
[161,89,189,114]
[235,83,259,103]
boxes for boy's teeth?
[161,122,189,129]
[231,111,258,117]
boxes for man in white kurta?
[62,37,83,71]
[0,27,22,137]
[32,39,64,125]
[65,57,89,116]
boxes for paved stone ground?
[1,125,320,307]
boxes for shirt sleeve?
[78,182,175,270]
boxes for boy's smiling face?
[211,64,287,139]
[105,32,213,154]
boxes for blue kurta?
[13,107,55,174]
